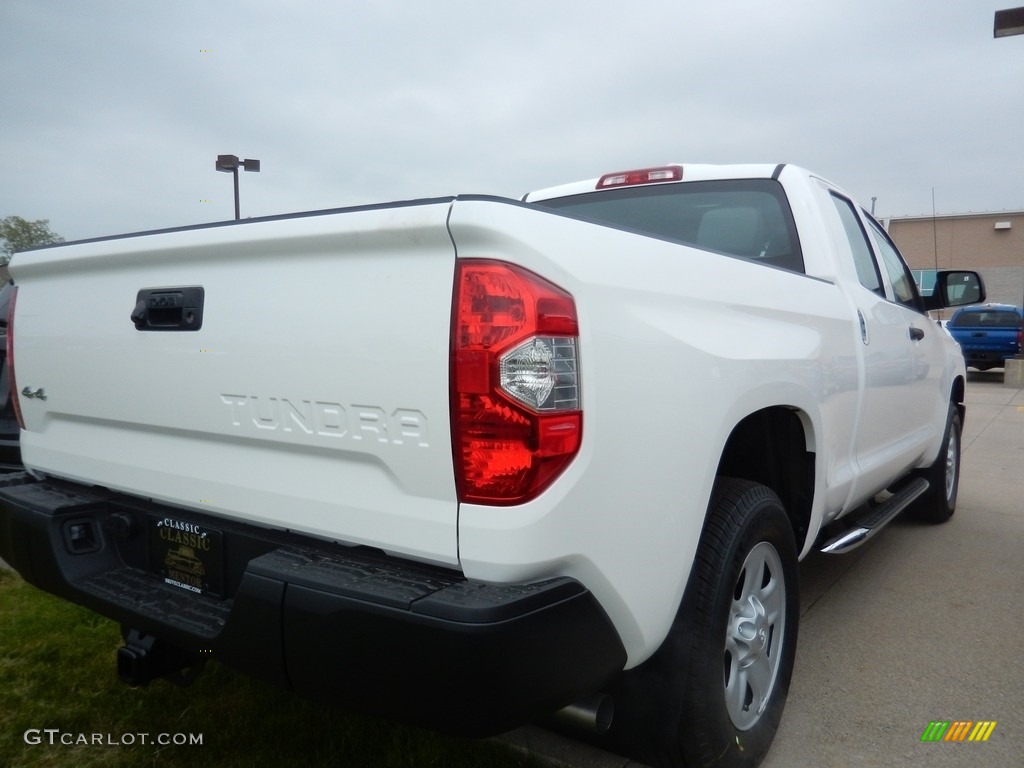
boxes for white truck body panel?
[0,164,977,762]
[5,165,968,670]
[449,197,847,659]
[12,201,461,565]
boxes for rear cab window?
[534,179,805,274]
[948,309,1023,328]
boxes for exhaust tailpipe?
[546,694,614,735]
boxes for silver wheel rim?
[944,424,958,502]
[724,541,786,731]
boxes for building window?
[911,269,937,297]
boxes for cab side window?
[830,194,883,296]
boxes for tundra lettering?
[220,394,429,446]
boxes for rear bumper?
[0,472,626,735]
[963,350,1016,364]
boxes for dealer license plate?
[150,515,224,597]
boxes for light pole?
[994,8,1024,360]
[215,154,261,220]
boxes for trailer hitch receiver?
[117,629,205,687]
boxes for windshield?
[534,179,804,274]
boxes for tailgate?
[9,200,460,565]
[958,329,1016,352]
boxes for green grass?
[0,567,547,768]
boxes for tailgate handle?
[131,287,204,331]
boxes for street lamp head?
[216,154,240,172]
[994,6,1024,37]
[215,153,260,220]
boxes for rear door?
[825,191,948,503]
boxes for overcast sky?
[2,1,1022,243]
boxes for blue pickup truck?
[946,303,1023,370]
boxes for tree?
[0,216,64,265]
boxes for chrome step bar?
[819,477,930,555]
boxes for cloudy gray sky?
[2,1,1022,243]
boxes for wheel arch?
[951,374,966,423]
[715,406,816,553]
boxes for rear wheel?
[621,478,799,768]
[907,404,960,524]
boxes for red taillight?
[451,260,581,505]
[5,285,24,430]
[596,165,682,190]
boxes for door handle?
[909,326,925,341]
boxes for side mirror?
[923,270,986,311]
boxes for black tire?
[907,404,961,524]
[615,478,799,768]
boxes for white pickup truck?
[0,164,984,767]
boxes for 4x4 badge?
[21,386,46,401]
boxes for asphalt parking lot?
[507,370,1024,767]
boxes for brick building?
[885,211,1024,308]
